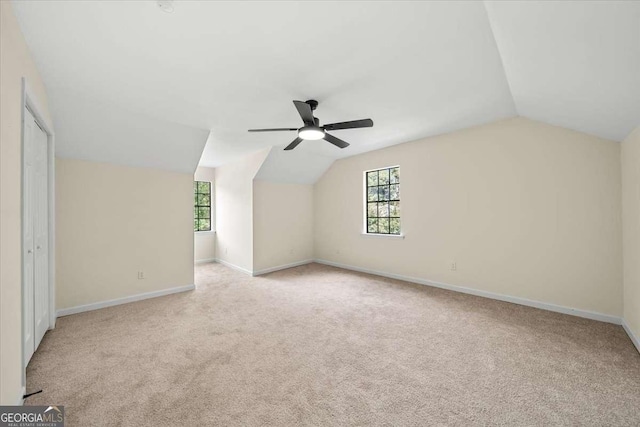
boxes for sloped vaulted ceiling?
[51,92,210,174]
[11,1,640,179]
[485,1,640,142]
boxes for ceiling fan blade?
[323,119,373,131]
[293,100,315,125]
[248,128,298,132]
[323,133,350,149]
[284,137,303,151]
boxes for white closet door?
[23,107,50,365]
[34,121,49,348]
[23,108,36,366]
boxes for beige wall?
[56,158,194,309]
[194,166,216,262]
[253,181,314,273]
[0,1,53,405]
[315,117,622,316]
[214,149,269,272]
[622,126,640,343]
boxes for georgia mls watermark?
[0,406,64,427]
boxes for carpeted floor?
[27,262,640,426]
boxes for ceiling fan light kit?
[248,100,374,151]
[298,126,325,140]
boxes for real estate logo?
[0,406,64,427]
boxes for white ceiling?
[254,147,335,185]
[52,91,209,173]
[485,1,640,142]
[12,1,640,178]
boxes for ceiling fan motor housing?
[247,99,374,150]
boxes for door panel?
[23,107,50,365]
[23,108,35,366]
[34,122,49,347]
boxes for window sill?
[195,230,216,234]
[361,232,405,239]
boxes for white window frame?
[194,180,215,233]
[362,165,404,238]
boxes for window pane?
[378,202,389,217]
[389,201,400,217]
[198,218,211,231]
[390,167,400,184]
[198,207,210,219]
[390,184,400,200]
[367,171,378,186]
[379,169,389,185]
[367,187,378,202]
[378,186,389,201]
[197,181,210,194]
[197,194,210,206]
[390,218,400,234]
[367,203,377,218]
[367,218,378,233]
[379,217,390,234]
[194,219,199,231]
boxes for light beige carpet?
[27,263,640,426]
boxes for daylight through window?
[366,167,400,234]
[194,181,211,232]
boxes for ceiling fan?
[248,100,373,151]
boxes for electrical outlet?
[138,271,145,279]
[450,262,457,271]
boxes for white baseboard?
[195,258,216,265]
[212,258,314,276]
[314,259,622,325]
[622,320,640,354]
[252,259,314,276]
[213,258,253,276]
[56,284,196,317]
